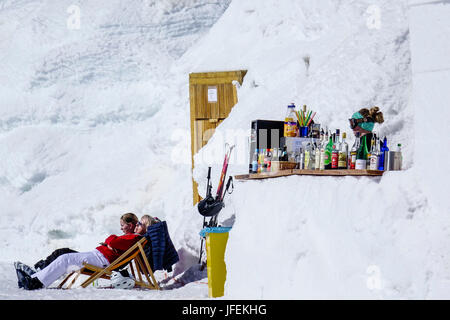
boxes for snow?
[1,0,449,300]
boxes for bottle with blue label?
[378,136,389,170]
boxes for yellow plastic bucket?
[200,227,231,298]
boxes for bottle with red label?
[349,132,360,170]
[331,129,340,169]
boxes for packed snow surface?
[1,0,449,299]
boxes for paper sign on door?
[207,86,218,103]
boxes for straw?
[306,111,316,127]
[296,111,301,124]
[297,110,302,126]
[304,110,312,127]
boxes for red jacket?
[96,233,141,263]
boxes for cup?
[300,126,308,137]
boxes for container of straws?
[295,105,316,137]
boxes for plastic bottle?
[284,103,297,137]
[378,137,389,171]
[251,148,258,173]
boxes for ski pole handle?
[225,176,233,192]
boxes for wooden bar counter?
[235,169,384,181]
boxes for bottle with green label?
[324,131,333,170]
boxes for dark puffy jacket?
[144,221,179,272]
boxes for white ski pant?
[31,249,110,288]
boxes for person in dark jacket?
[139,215,179,273]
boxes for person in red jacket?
[26,213,139,272]
[15,214,145,290]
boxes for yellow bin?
[200,227,232,298]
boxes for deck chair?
[57,237,160,290]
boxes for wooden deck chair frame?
[58,237,160,290]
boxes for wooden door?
[190,70,247,205]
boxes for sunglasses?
[348,117,374,129]
[137,221,143,227]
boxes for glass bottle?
[251,148,259,173]
[314,137,321,170]
[319,131,328,170]
[281,146,288,162]
[378,137,389,171]
[309,135,316,170]
[331,129,340,169]
[349,132,360,170]
[369,136,379,170]
[304,135,314,170]
[338,132,348,169]
[396,143,403,170]
[258,148,265,173]
[298,148,304,169]
[268,148,273,172]
[324,131,333,170]
[355,135,369,170]
[315,129,324,170]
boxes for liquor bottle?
[251,148,259,173]
[298,149,305,169]
[258,149,265,173]
[304,135,313,170]
[320,131,328,170]
[324,131,333,170]
[284,103,297,137]
[314,138,321,170]
[281,146,288,162]
[368,136,379,170]
[349,132,361,170]
[309,135,316,170]
[267,149,273,172]
[338,132,348,169]
[316,129,324,170]
[355,135,369,170]
[272,148,280,162]
[366,135,373,169]
[396,143,403,170]
[331,129,340,169]
[378,137,389,171]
